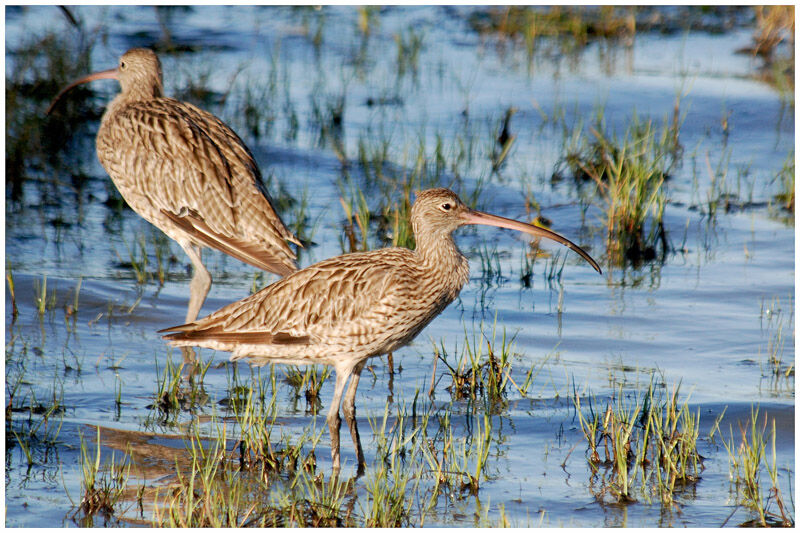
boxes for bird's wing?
[97,99,297,275]
[177,101,301,246]
[161,249,417,345]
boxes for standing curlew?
[47,48,300,322]
[161,188,601,472]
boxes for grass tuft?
[74,427,131,525]
[433,320,516,406]
[721,407,794,527]
[558,109,680,266]
[573,381,703,505]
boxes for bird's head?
[46,48,163,114]
[116,48,163,98]
[410,188,472,238]
[410,187,602,274]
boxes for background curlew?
[48,48,300,322]
[161,188,601,472]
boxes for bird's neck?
[102,94,127,123]
[102,84,164,123]
[415,232,470,291]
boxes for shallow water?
[5,5,795,527]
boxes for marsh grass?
[151,377,507,526]
[687,145,760,227]
[64,275,82,321]
[74,427,131,525]
[283,365,332,414]
[122,234,149,285]
[700,148,734,220]
[310,89,346,154]
[113,229,177,286]
[150,423,245,527]
[357,6,380,37]
[721,407,794,527]
[7,29,99,202]
[286,186,317,248]
[469,6,636,47]
[33,274,57,317]
[574,382,703,506]
[772,151,795,215]
[339,116,493,255]
[759,295,795,393]
[60,352,705,527]
[262,173,317,251]
[147,351,211,424]
[476,245,503,283]
[491,107,517,171]
[442,411,493,495]
[150,231,175,286]
[7,265,19,319]
[222,42,300,142]
[433,320,515,406]
[8,378,65,467]
[362,406,418,526]
[339,183,371,252]
[173,55,243,109]
[394,27,424,80]
[746,6,794,93]
[143,410,339,526]
[559,109,680,266]
[365,393,498,519]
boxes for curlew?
[161,188,601,472]
[47,48,300,322]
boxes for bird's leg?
[342,361,366,475]
[181,243,211,323]
[180,346,199,383]
[327,369,349,473]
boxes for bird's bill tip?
[461,209,602,274]
[46,68,119,115]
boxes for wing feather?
[97,98,298,275]
[160,249,416,347]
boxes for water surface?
[5,5,794,527]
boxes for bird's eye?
[120,61,126,70]
[440,202,452,211]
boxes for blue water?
[5,5,794,527]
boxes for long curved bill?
[461,209,602,274]
[45,68,119,115]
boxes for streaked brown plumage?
[161,188,601,472]
[48,48,300,322]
